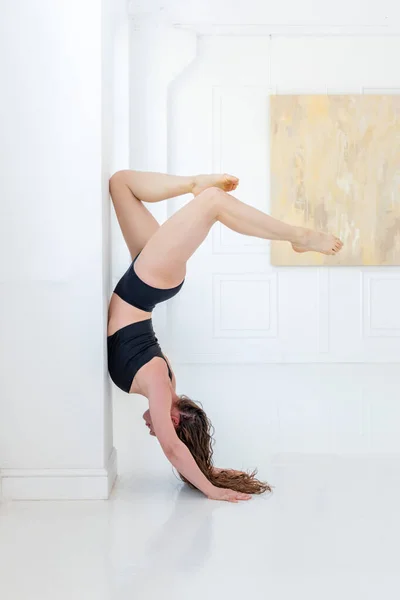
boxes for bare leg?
[215,189,343,254]
[112,170,239,203]
[137,187,343,285]
[109,170,239,259]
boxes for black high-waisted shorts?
[107,319,172,393]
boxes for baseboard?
[0,447,118,501]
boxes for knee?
[198,186,224,220]
[109,170,123,189]
[109,171,130,198]
[196,186,223,211]
[109,170,129,190]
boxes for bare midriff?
[107,293,152,336]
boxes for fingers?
[238,493,252,501]
[211,489,253,503]
[229,493,252,502]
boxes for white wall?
[116,3,400,479]
[0,0,127,499]
[168,34,400,364]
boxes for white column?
[0,0,122,500]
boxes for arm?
[147,366,252,502]
[147,372,214,497]
[166,440,215,497]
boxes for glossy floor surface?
[1,455,400,599]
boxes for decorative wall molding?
[127,1,400,36]
[212,272,278,338]
[317,268,330,353]
[362,272,400,338]
[362,87,400,94]
[174,25,400,36]
[170,354,400,364]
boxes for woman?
[107,170,343,503]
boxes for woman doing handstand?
[107,171,343,503]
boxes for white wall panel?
[126,20,400,455]
[363,273,400,336]
[175,363,400,461]
[271,37,400,91]
[213,273,277,338]
[166,34,400,364]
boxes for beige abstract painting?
[270,95,400,266]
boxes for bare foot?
[192,173,239,196]
[292,228,344,256]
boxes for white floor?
[1,454,400,600]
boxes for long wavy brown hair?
[174,394,272,495]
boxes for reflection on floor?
[1,455,400,599]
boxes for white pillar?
[0,0,123,500]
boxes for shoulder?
[135,357,171,394]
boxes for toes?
[332,238,343,253]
